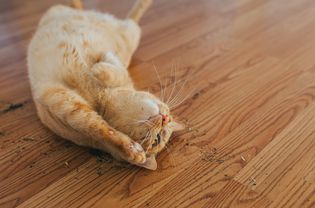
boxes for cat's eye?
[153,133,161,147]
[157,133,161,143]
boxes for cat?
[27,0,184,170]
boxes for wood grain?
[1,0,315,207]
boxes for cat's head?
[104,88,184,167]
[123,90,184,155]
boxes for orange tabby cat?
[27,0,184,170]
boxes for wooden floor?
[1,0,315,207]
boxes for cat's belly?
[27,5,140,88]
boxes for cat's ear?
[170,121,185,132]
[136,155,157,170]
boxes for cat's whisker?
[170,87,196,110]
[166,59,178,104]
[142,119,156,127]
[141,131,151,146]
[130,122,153,129]
[130,119,144,125]
[168,85,187,108]
[168,67,197,108]
[130,118,155,127]
[164,59,178,103]
[168,79,195,109]
[167,68,191,105]
[162,63,172,103]
[145,122,155,128]
[162,62,173,103]
[168,85,188,106]
[130,121,154,128]
[132,119,148,124]
[152,62,165,102]
[142,122,155,128]
[167,74,190,107]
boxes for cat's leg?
[90,52,133,87]
[39,86,146,164]
[127,0,153,22]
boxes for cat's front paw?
[121,140,146,164]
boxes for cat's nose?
[160,113,169,126]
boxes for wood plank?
[2,0,315,207]
[134,69,315,208]
[234,96,315,208]
[202,180,271,208]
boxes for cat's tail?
[127,0,153,23]
[70,0,84,10]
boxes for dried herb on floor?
[64,161,70,168]
[96,167,106,176]
[22,137,36,142]
[63,141,73,148]
[0,101,26,114]
[201,147,230,164]
[89,149,113,164]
